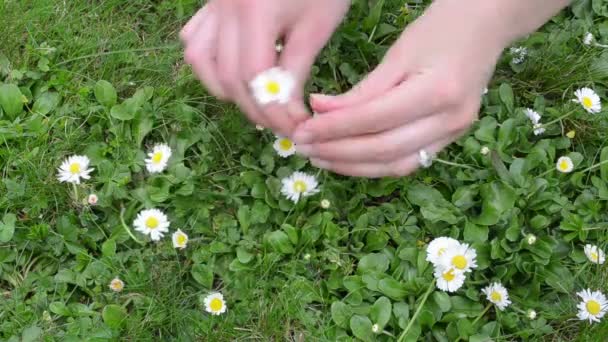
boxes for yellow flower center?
[69,163,81,174]
[279,138,293,151]
[582,96,593,109]
[152,152,163,164]
[442,269,455,281]
[146,217,159,229]
[591,252,599,261]
[490,291,502,302]
[210,298,223,312]
[176,234,187,245]
[293,180,307,193]
[111,280,123,291]
[452,255,467,270]
[266,81,281,95]
[559,160,570,171]
[587,300,601,315]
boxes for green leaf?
[94,80,118,107]
[236,246,254,264]
[349,315,374,342]
[0,213,16,243]
[266,230,295,254]
[463,221,488,244]
[49,302,71,316]
[370,296,392,328]
[191,264,213,288]
[110,98,139,121]
[378,277,408,300]
[0,83,23,117]
[331,301,352,329]
[393,302,410,329]
[474,181,516,225]
[21,325,42,342]
[498,83,514,113]
[358,253,389,274]
[32,91,60,115]
[433,291,452,312]
[237,205,251,233]
[102,304,127,330]
[600,147,608,181]
[362,0,385,32]
[101,239,116,257]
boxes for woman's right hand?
[180,0,350,137]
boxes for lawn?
[1,0,608,341]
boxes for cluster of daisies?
[426,237,608,324]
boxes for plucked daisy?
[426,237,460,265]
[145,143,172,173]
[556,156,574,173]
[573,88,602,114]
[510,46,528,64]
[204,292,227,316]
[172,229,189,249]
[57,155,94,184]
[87,194,98,205]
[577,289,608,323]
[320,199,331,209]
[255,124,265,131]
[438,242,477,274]
[434,267,466,293]
[583,32,595,46]
[523,108,545,135]
[133,208,170,241]
[418,149,434,168]
[109,277,124,292]
[482,282,511,311]
[249,67,295,105]
[280,171,320,203]
[584,244,605,264]
[273,136,296,158]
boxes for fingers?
[293,73,452,144]
[296,111,462,163]
[309,136,457,178]
[180,6,208,44]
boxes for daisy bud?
[109,277,125,293]
[320,199,331,209]
[87,194,98,205]
[527,309,537,320]
[371,323,380,334]
[526,234,537,245]
[480,146,490,155]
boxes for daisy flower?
[526,234,537,245]
[510,46,528,64]
[418,149,434,168]
[480,146,490,155]
[249,67,295,105]
[172,229,189,249]
[57,155,94,184]
[584,244,605,264]
[280,171,320,203]
[87,194,98,205]
[482,282,511,311]
[371,324,380,334]
[273,136,296,158]
[434,267,466,293]
[573,88,602,114]
[556,156,574,173]
[255,124,265,131]
[577,289,608,323]
[320,199,331,209]
[527,309,537,320]
[523,108,545,135]
[109,277,124,292]
[438,242,477,273]
[145,143,172,173]
[204,292,227,316]
[583,32,595,46]
[426,237,460,266]
[133,208,170,241]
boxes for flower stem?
[435,159,478,170]
[119,206,145,245]
[541,109,576,127]
[472,303,493,326]
[397,280,436,342]
[72,183,79,202]
[579,159,608,173]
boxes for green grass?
[2,0,608,341]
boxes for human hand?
[180,0,350,137]
[291,1,512,177]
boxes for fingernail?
[296,144,312,156]
[293,129,313,144]
[311,93,333,101]
[311,158,330,169]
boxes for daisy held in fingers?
[482,282,511,311]
[250,67,295,105]
[204,292,227,315]
[109,277,124,292]
[280,171,319,203]
[57,155,94,184]
[145,143,172,173]
[577,289,608,323]
[584,244,605,264]
[133,209,170,241]
[273,136,296,158]
[573,88,602,114]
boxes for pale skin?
[181,0,571,178]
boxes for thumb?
[310,60,404,113]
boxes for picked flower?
[577,289,608,323]
[145,143,172,173]
[556,156,574,173]
[523,108,545,135]
[273,136,296,158]
[418,149,434,168]
[172,229,189,249]
[57,155,94,184]
[133,208,170,241]
[583,32,595,46]
[510,46,528,64]
[255,124,265,131]
[573,87,602,114]
[281,171,320,203]
[438,242,478,274]
[434,267,466,293]
[109,277,124,292]
[250,67,295,105]
[584,244,605,264]
[426,237,460,265]
[87,194,98,205]
[482,282,511,311]
[204,292,227,316]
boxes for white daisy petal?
[426,237,460,266]
[133,208,170,241]
[280,171,320,203]
[145,143,172,173]
[482,282,511,311]
[434,266,466,293]
[584,244,605,264]
[577,289,608,323]
[250,67,295,105]
[204,292,227,315]
[57,155,94,184]
[573,87,602,114]
[273,136,296,158]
